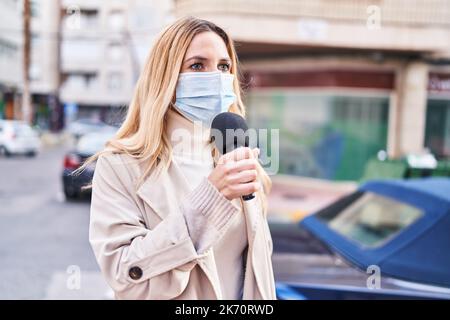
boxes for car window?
[14,124,36,137]
[317,192,423,248]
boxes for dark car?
[62,131,115,200]
[273,177,450,300]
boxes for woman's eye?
[219,63,230,72]
[189,63,203,71]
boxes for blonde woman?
[76,16,276,300]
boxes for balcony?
[174,0,450,56]
[60,72,131,105]
[61,0,101,11]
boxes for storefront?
[244,69,394,181]
[0,88,19,120]
[426,72,450,159]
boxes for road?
[0,144,111,299]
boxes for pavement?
[39,130,75,149]
[0,142,112,299]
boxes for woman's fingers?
[224,158,258,175]
[228,181,261,196]
[209,147,261,200]
[219,147,259,164]
[226,169,258,185]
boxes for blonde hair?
[74,16,271,214]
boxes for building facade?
[175,0,450,181]
[59,0,173,126]
[0,0,62,130]
[30,0,62,130]
[0,0,22,120]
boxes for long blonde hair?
[74,16,271,212]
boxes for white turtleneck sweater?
[165,107,248,300]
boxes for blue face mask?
[174,71,237,126]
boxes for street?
[0,144,111,299]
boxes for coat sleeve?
[89,153,239,299]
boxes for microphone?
[210,112,255,201]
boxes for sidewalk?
[39,130,74,149]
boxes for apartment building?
[0,0,61,130]
[59,0,173,125]
[175,0,450,181]
[0,0,22,120]
[30,0,61,130]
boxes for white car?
[0,120,41,157]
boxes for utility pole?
[22,0,32,125]
[53,0,63,131]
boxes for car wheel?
[64,186,80,201]
[0,146,11,157]
[26,151,36,157]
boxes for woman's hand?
[208,147,260,200]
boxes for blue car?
[273,178,450,300]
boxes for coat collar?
[136,106,212,221]
[136,158,191,221]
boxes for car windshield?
[76,119,105,126]
[14,123,36,137]
[76,133,113,155]
[316,192,423,248]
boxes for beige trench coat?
[89,151,276,300]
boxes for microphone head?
[210,112,249,155]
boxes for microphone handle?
[242,193,255,201]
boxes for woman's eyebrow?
[184,55,231,63]
[220,57,232,63]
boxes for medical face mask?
[174,71,237,126]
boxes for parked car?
[273,177,450,300]
[66,118,117,140]
[0,120,41,157]
[62,131,115,200]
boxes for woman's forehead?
[185,32,229,60]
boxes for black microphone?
[210,112,256,201]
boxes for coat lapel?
[136,159,192,221]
